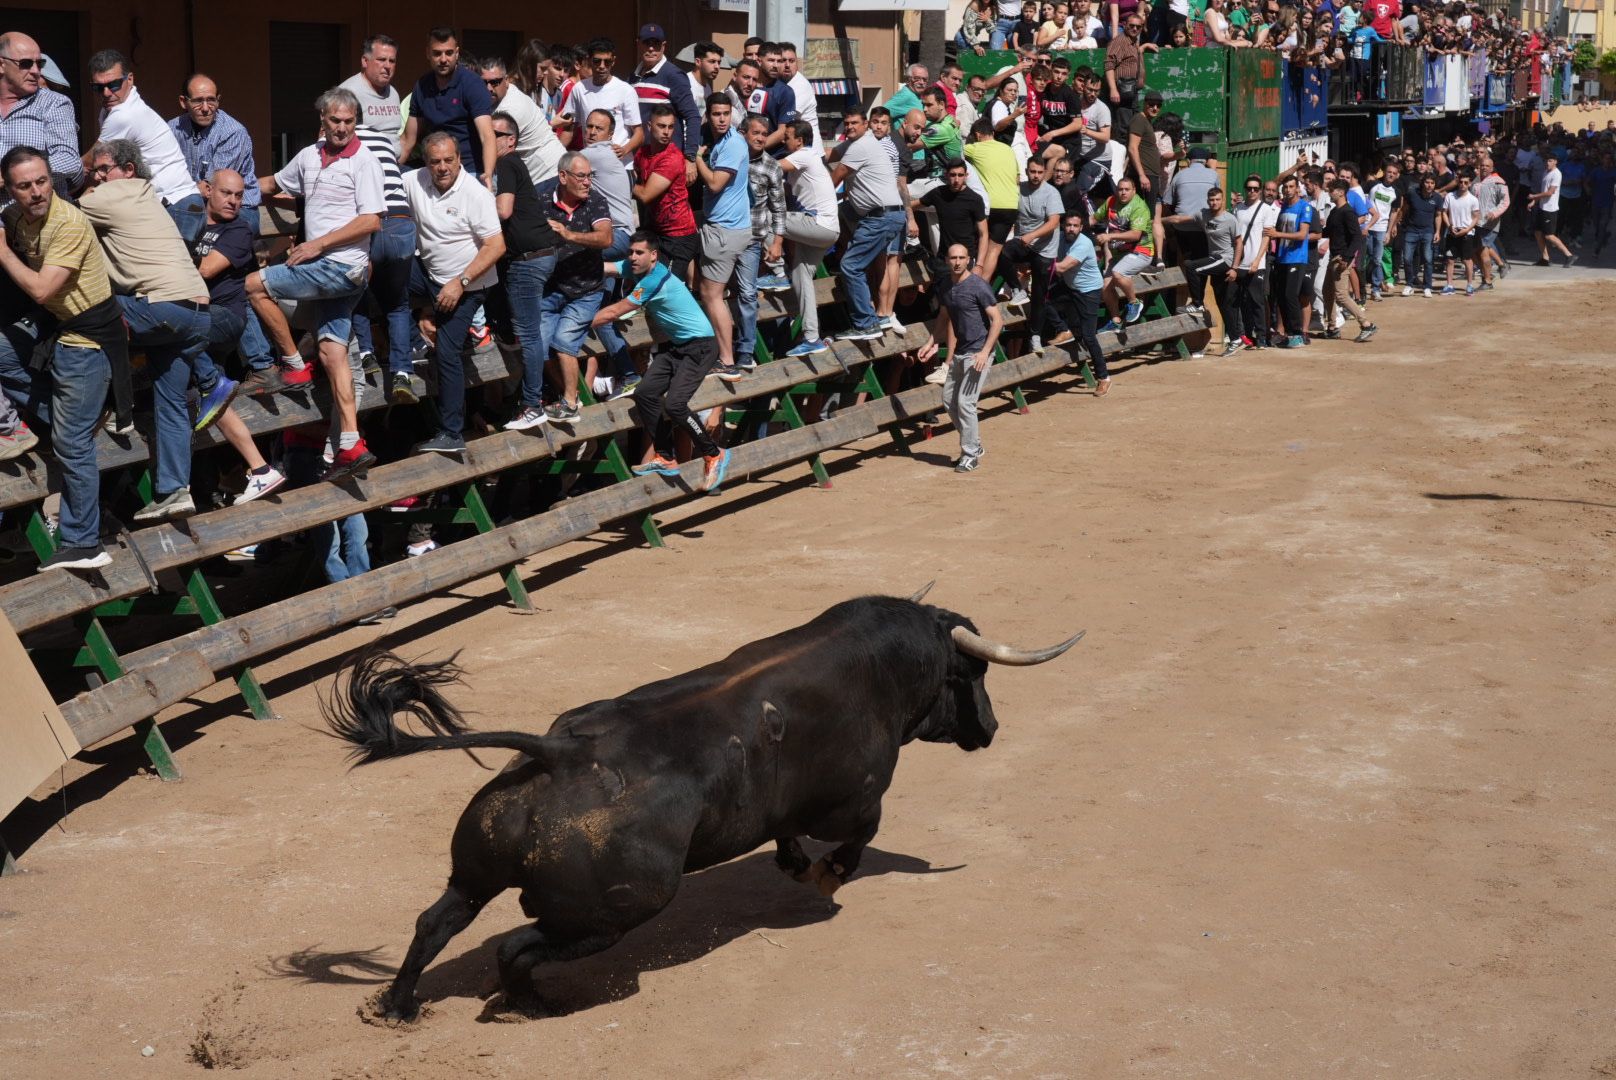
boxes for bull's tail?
[323,648,556,766]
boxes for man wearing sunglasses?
[560,38,643,161]
[0,32,83,194]
[87,49,195,206]
[401,27,496,184]
[475,55,564,185]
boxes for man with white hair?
[87,49,195,205]
[0,31,83,192]
[244,86,384,480]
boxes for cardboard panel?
[0,612,77,820]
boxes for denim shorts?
[260,256,368,344]
[542,289,604,357]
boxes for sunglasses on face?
[2,56,41,71]
[493,129,517,139]
[484,76,505,87]
[590,57,613,66]
[94,74,128,94]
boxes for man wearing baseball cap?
[629,23,701,185]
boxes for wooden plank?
[55,312,1204,747]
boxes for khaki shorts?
[699,223,751,284]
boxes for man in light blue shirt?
[1046,209,1112,395]
[593,231,733,493]
[693,95,751,371]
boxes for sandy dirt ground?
[2,269,1614,1079]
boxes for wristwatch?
[459,276,472,288]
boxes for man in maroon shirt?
[632,103,699,283]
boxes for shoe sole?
[417,445,466,455]
[133,504,197,523]
[713,370,745,382]
[324,452,377,481]
[391,390,420,406]
[194,382,240,433]
[505,418,550,431]
[704,453,732,493]
[39,553,113,572]
[632,464,682,477]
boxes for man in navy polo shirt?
[728,58,796,157]
[400,26,495,182]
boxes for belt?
[513,246,557,262]
[877,205,904,212]
[385,211,412,219]
[164,299,210,312]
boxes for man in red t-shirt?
[1367,0,1403,42]
[632,103,700,283]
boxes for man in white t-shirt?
[780,42,820,150]
[1528,151,1575,266]
[686,42,724,118]
[1365,161,1399,299]
[87,49,195,205]
[477,56,564,183]
[562,38,642,157]
[244,87,385,479]
[1232,176,1281,349]
[828,107,906,339]
[777,120,839,354]
[404,131,506,455]
[1439,173,1480,294]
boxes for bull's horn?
[908,580,937,603]
[951,625,1086,666]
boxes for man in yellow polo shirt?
[0,144,121,570]
[963,118,1019,287]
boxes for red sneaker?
[280,363,315,386]
[322,440,376,481]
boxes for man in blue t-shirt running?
[1265,175,1316,348]
[592,231,733,493]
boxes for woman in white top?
[1203,0,1251,47]
[1037,2,1077,49]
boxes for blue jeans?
[409,260,485,437]
[0,319,48,426]
[839,210,906,330]
[590,227,635,380]
[286,445,370,582]
[732,236,764,361]
[989,15,1019,48]
[1363,231,1386,291]
[118,295,210,496]
[1401,228,1434,290]
[353,214,417,376]
[260,257,367,344]
[50,343,111,548]
[498,253,555,408]
[198,305,244,392]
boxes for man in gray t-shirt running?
[918,243,1003,473]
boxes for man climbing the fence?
[591,231,731,494]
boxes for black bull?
[324,591,1082,1021]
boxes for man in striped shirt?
[734,114,785,370]
[0,32,82,194]
[340,36,417,396]
[628,24,699,186]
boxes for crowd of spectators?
[0,17,1607,580]
[956,0,1572,79]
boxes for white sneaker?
[1423,288,1432,298]
[1007,288,1030,307]
[1401,285,1413,297]
[882,313,905,335]
[504,406,549,431]
[233,467,287,506]
[924,364,948,385]
[406,539,439,558]
[1030,334,1043,351]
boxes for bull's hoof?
[483,991,552,1023]
[359,989,424,1028]
[795,857,844,897]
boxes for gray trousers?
[943,345,987,460]
[783,212,840,343]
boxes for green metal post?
[455,483,536,607]
[183,570,278,719]
[79,617,181,780]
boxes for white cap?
[39,54,69,88]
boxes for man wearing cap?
[1127,88,1165,260]
[1165,144,1219,259]
[629,24,701,185]
[0,32,83,193]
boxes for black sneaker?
[1563,254,1578,268]
[390,371,418,405]
[954,455,981,474]
[1354,324,1378,343]
[543,399,581,424]
[713,365,745,382]
[413,432,467,455]
[38,544,112,572]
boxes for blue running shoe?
[1125,300,1144,324]
[786,339,830,357]
[194,376,239,433]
